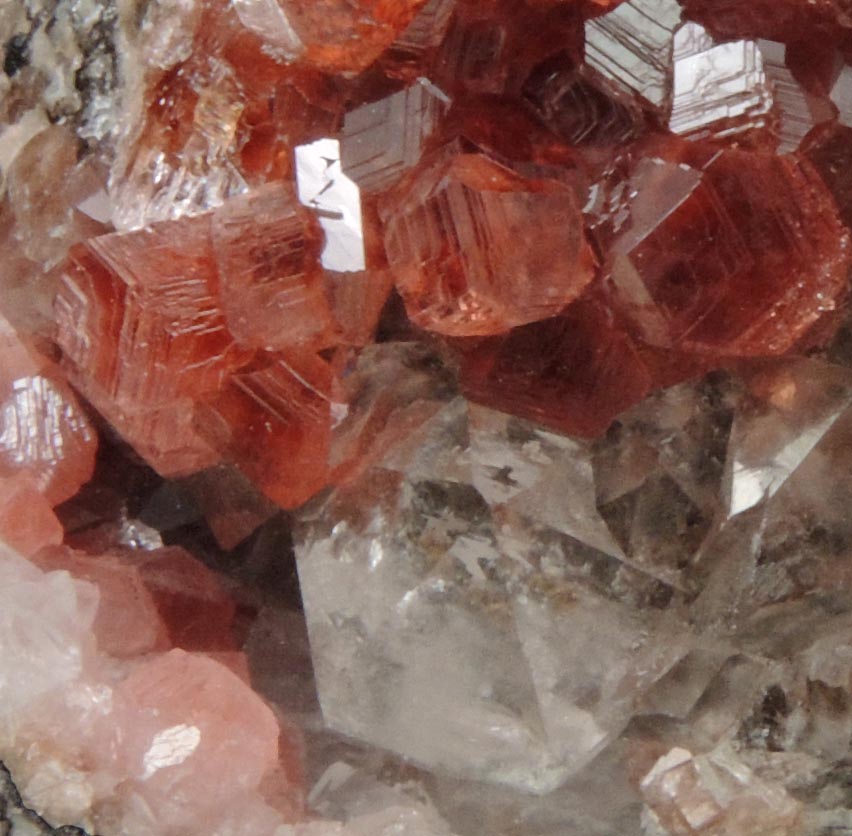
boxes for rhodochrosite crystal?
[9,0,852,833]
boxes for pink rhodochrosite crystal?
[382,152,596,336]
[30,546,170,658]
[55,216,236,477]
[211,184,336,352]
[0,544,306,834]
[0,315,97,506]
[10,0,852,833]
[0,474,63,555]
[107,651,282,816]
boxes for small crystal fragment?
[640,745,801,835]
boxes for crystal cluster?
[5,0,852,834]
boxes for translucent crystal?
[382,152,595,336]
[296,397,690,793]
[0,315,97,506]
[195,352,334,509]
[380,0,457,81]
[640,745,801,835]
[56,215,243,476]
[670,25,832,149]
[272,0,428,72]
[608,147,851,357]
[0,474,63,555]
[212,183,335,351]
[584,0,682,111]
[723,359,852,517]
[341,79,450,195]
[458,295,652,438]
[670,24,772,140]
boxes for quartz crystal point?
[296,396,689,793]
[382,152,596,336]
[607,146,852,357]
[12,0,852,831]
[722,358,852,518]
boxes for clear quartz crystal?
[296,397,690,793]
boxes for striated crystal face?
[383,152,596,336]
[607,147,851,356]
[211,183,334,351]
[584,0,683,111]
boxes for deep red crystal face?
[457,294,652,437]
[606,147,851,357]
[195,352,334,509]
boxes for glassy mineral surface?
[5,0,852,834]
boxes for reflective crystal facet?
[383,152,595,336]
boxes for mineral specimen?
[6,0,852,834]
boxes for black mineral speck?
[3,34,28,77]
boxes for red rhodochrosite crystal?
[382,152,596,336]
[275,0,429,72]
[131,546,239,651]
[211,183,336,351]
[11,0,852,831]
[681,0,852,42]
[106,650,289,825]
[457,293,652,437]
[196,351,334,508]
[56,215,242,476]
[605,145,852,357]
[31,546,171,658]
